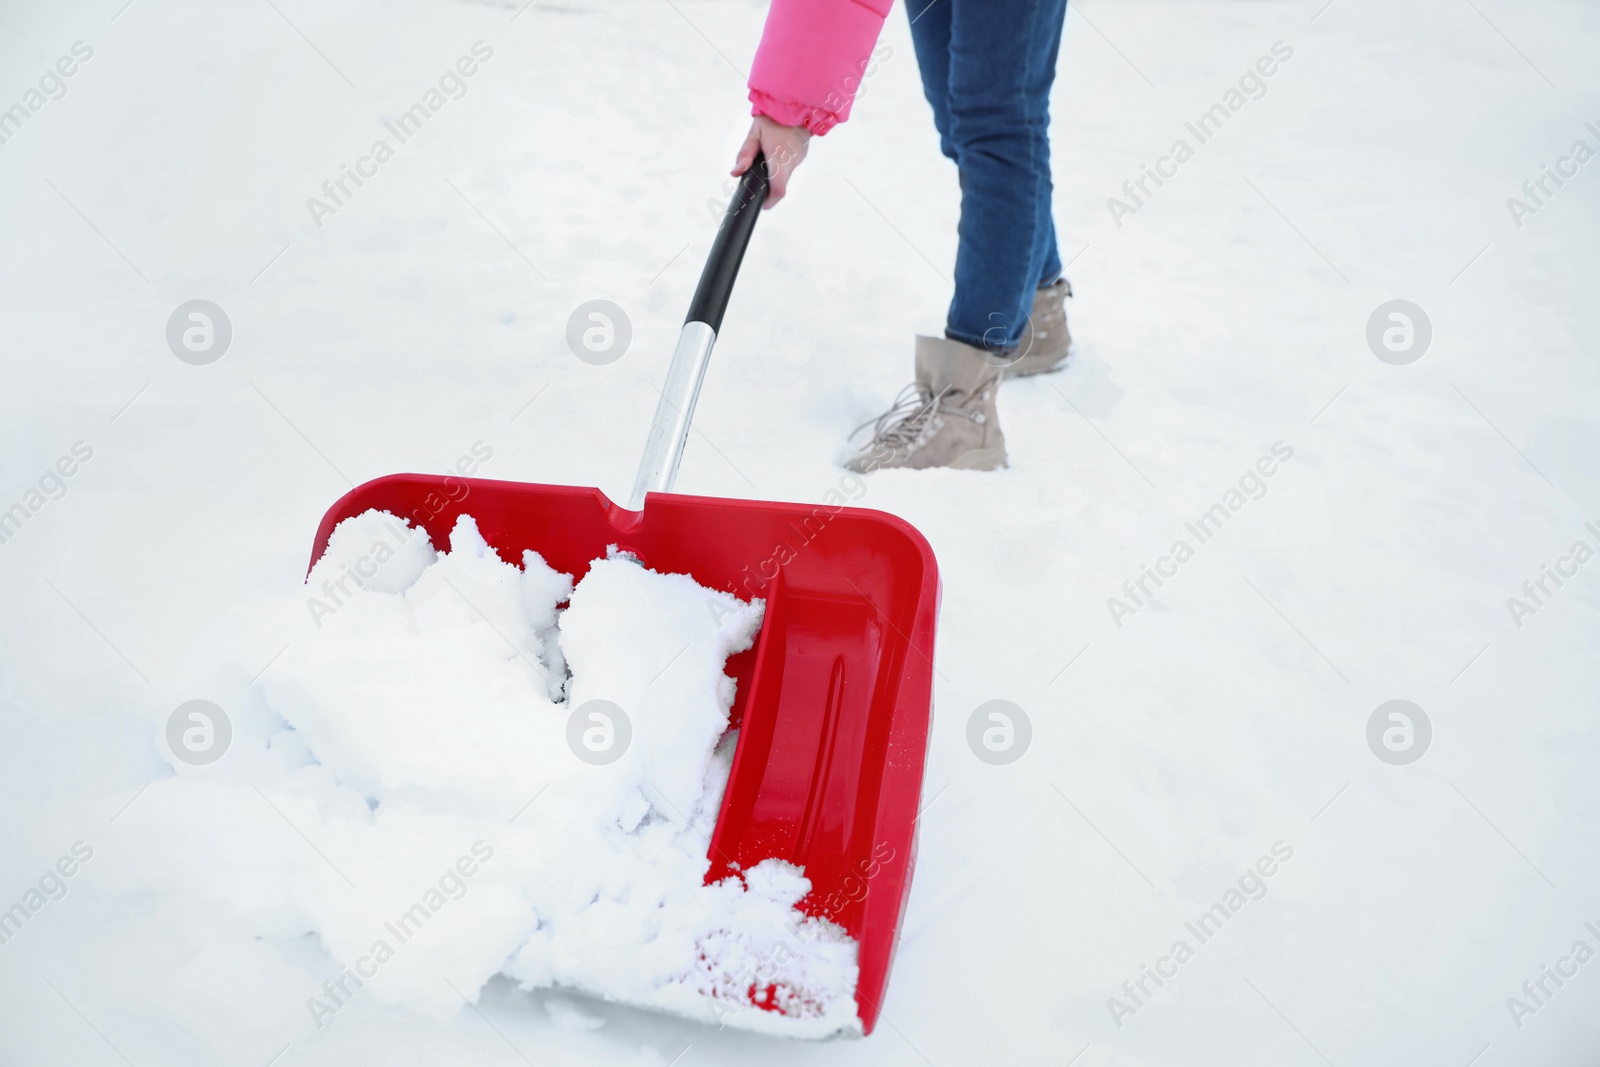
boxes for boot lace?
[849,383,985,454]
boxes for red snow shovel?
[307,155,937,1035]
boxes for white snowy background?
[2,0,1599,1063]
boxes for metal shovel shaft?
[627,153,771,510]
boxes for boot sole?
[1003,343,1074,379]
[949,446,1008,471]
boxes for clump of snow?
[273,515,571,816]
[310,508,440,596]
[557,554,763,830]
[161,511,861,1038]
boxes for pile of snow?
[143,511,862,1038]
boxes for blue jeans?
[907,0,1066,351]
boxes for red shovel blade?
[308,475,939,1034]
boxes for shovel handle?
[627,153,771,510]
[686,152,771,332]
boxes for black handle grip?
[684,151,770,333]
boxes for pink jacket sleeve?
[748,0,893,135]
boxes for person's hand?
[732,115,811,208]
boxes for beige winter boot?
[845,336,1006,473]
[1006,277,1073,378]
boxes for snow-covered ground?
[3,0,1599,1063]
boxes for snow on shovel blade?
[309,473,938,1034]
